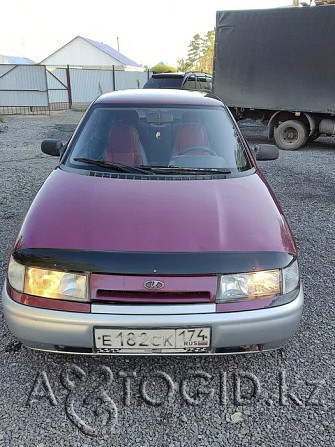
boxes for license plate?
[94,327,211,353]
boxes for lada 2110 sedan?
[2,89,303,355]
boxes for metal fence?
[0,64,49,115]
[46,68,69,111]
[0,65,150,115]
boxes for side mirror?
[41,139,64,157]
[253,144,279,161]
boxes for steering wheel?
[178,146,217,156]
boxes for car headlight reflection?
[7,257,88,302]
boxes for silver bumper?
[2,282,303,355]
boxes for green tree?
[150,64,177,73]
[177,58,193,72]
[199,30,215,73]
[187,34,202,71]
[181,30,215,74]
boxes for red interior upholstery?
[173,123,209,155]
[106,124,142,166]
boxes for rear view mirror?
[41,139,64,157]
[146,111,173,124]
[253,144,279,161]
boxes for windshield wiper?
[139,165,231,175]
[74,158,153,175]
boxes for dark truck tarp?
[213,6,335,114]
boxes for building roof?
[81,37,142,68]
[3,55,35,64]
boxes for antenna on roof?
[117,37,120,52]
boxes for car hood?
[15,168,295,254]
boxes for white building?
[39,36,144,71]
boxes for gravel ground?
[0,111,334,447]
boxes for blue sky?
[1,0,302,67]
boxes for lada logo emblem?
[143,280,165,290]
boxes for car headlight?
[7,256,88,302]
[217,260,300,304]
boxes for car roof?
[151,72,212,78]
[151,72,185,77]
[95,89,223,107]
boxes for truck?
[213,5,335,150]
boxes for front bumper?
[2,281,303,355]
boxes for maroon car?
[2,89,303,355]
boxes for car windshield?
[66,104,252,174]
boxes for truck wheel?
[274,120,308,150]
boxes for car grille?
[90,274,217,305]
[94,289,211,304]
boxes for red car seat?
[173,123,209,155]
[106,124,143,166]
